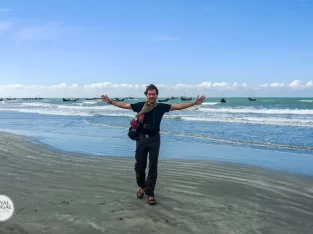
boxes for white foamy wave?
[202,102,219,105]
[57,105,117,110]
[197,107,313,115]
[82,101,98,105]
[0,106,133,118]
[21,102,54,107]
[180,116,313,127]
[300,100,313,103]
[82,119,313,151]
[21,109,93,116]
[0,108,93,116]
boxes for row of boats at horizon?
[0,96,257,103]
[0,96,193,102]
[62,96,192,102]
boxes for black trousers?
[134,133,160,196]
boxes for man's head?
[144,84,158,104]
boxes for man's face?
[146,89,158,104]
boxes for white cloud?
[232,82,248,89]
[83,82,146,90]
[270,82,284,88]
[242,82,248,88]
[58,83,67,88]
[1,81,312,98]
[232,82,239,87]
[212,82,230,88]
[13,22,60,41]
[5,84,26,89]
[199,82,212,88]
[102,82,112,88]
[0,8,12,12]
[174,83,195,89]
[258,82,285,88]
[289,80,303,88]
[84,83,103,89]
[0,21,11,31]
[289,80,313,89]
[47,83,67,89]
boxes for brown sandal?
[137,189,144,199]
[148,196,156,205]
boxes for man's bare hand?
[101,95,111,104]
[194,95,206,105]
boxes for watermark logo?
[0,195,14,222]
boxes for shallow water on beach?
[0,97,312,175]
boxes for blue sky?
[0,0,313,97]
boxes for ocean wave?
[82,101,99,105]
[1,106,312,127]
[180,116,313,127]
[21,102,54,107]
[83,112,313,127]
[299,100,313,103]
[83,119,313,151]
[202,102,219,105]
[57,105,117,110]
[0,108,94,116]
[197,107,313,115]
[6,100,313,115]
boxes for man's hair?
[144,84,159,95]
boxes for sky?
[0,0,313,97]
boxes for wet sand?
[0,131,313,234]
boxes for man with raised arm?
[102,84,205,205]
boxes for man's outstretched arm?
[170,95,206,111]
[101,95,131,110]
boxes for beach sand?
[1,132,313,234]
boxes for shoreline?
[1,132,313,233]
[1,129,313,178]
